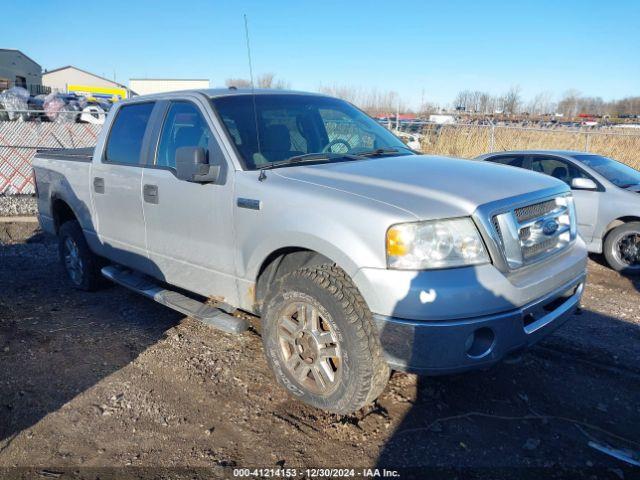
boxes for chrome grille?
[515,199,557,222]
[491,195,577,269]
[523,237,558,259]
[492,217,502,239]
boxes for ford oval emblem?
[542,219,559,235]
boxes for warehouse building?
[0,48,46,94]
[43,66,133,100]
[129,78,210,96]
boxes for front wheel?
[603,222,640,274]
[262,265,390,414]
[58,220,104,290]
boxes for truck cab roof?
[123,88,328,103]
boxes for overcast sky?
[4,0,638,108]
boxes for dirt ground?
[1,222,639,479]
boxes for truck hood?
[274,155,567,219]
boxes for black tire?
[262,264,390,414]
[58,220,103,291]
[603,222,640,275]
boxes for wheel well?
[254,248,334,313]
[52,199,77,233]
[604,216,640,237]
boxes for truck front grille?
[522,237,558,259]
[492,195,577,269]
[515,199,557,222]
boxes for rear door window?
[105,102,155,165]
[531,156,587,185]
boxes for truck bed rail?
[35,147,95,162]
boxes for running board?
[101,266,248,334]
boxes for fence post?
[489,120,495,152]
[584,132,590,152]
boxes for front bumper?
[352,237,587,321]
[374,273,585,374]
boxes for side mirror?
[571,177,597,191]
[175,146,219,183]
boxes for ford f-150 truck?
[33,89,587,413]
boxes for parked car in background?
[477,150,640,273]
[33,90,587,413]
[391,129,422,150]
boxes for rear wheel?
[262,265,390,414]
[603,222,640,274]
[58,220,104,290]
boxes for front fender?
[241,213,383,281]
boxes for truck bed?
[32,146,96,238]
[36,147,95,162]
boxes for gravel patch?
[0,195,37,216]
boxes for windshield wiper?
[258,153,360,170]
[257,146,414,171]
[354,147,419,157]
[355,148,400,157]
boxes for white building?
[43,66,132,99]
[129,78,210,96]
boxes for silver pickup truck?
[33,89,587,413]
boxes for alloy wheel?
[614,232,640,269]
[276,301,342,395]
[63,237,84,285]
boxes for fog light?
[465,327,495,358]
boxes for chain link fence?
[0,121,101,195]
[418,124,640,168]
[1,120,640,196]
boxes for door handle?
[143,184,159,204]
[93,177,105,194]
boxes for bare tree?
[555,91,640,117]
[454,90,497,113]
[449,88,640,118]
[478,92,496,114]
[318,84,361,104]
[500,85,522,115]
[225,73,290,90]
[257,73,291,89]
[418,101,441,116]
[318,84,408,116]
[612,96,640,116]
[557,89,582,117]
[527,91,555,115]
[453,90,472,111]
[225,78,252,88]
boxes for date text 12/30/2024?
[233,468,400,478]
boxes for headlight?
[386,218,490,269]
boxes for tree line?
[224,73,639,117]
[452,87,640,117]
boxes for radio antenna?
[244,13,262,171]
[244,14,255,89]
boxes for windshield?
[211,94,412,170]
[574,154,640,188]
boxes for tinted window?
[531,157,587,185]
[488,155,524,167]
[574,154,640,188]
[105,102,154,165]
[212,94,410,170]
[156,102,213,169]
